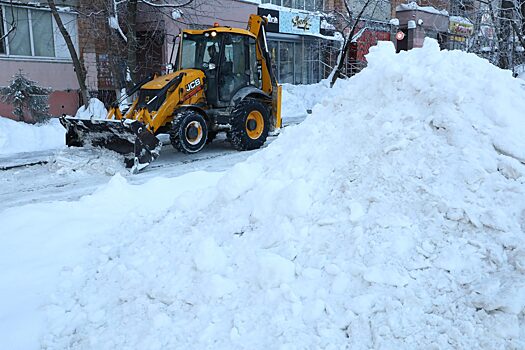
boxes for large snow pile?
[0,117,65,155]
[282,80,331,121]
[4,39,525,349]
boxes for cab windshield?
[179,33,220,70]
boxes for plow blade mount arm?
[60,116,162,173]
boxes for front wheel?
[227,98,270,151]
[169,110,208,154]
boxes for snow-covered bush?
[0,71,51,124]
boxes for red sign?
[395,31,405,41]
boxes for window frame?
[263,0,323,11]
[0,4,76,61]
[0,7,6,54]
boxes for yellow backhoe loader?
[60,15,282,173]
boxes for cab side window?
[248,37,261,89]
[220,34,250,101]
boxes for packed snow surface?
[0,117,65,155]
[2,39,525,349]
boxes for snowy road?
[0,131,289,211]
[0,121,302,350]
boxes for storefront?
[447,16,474,50]
[395,3,449,51]
[257,6,336,84]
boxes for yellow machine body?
[61,14,282,172]
[108,69,207,133]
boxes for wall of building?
[159,0,258,66]
[0,59,79,118]
[0,1,80,118]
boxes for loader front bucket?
[60,116,162,172]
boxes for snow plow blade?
[59,116,162,173]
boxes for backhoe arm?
[247,15,277,94]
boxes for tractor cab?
[177,28,262,107]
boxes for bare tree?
[47,0,90,107]
[330,0,375,87]
[326,0,392,87]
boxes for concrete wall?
[0,90,79,120]
[397,10,449,33]
[0,59,78,90]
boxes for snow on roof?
[396,1,449,16]
[321,19,336,30]
[449,15,473,25]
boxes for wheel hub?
[247,119,257,131]
[187,125,198,139]
[245,111,264,140]
[185,121,203,145]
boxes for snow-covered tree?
[0,71,51,124]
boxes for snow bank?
[5,39,525,349]
[0,117,65,155]
[75,98,107,119]
[0,171,222,349]
[282,80,331,123]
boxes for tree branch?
[47,0,89,107]
[139,0,193,8]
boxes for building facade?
[0,0,79,119]
[136,0,341,85]
[257,2,339,84]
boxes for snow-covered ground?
[0,117,65,155]
[2,39,525,349]
[0,77,314,349]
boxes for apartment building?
[0,0,79,118]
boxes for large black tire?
[227,98,270,151]
[169,110,208,154]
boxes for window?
[268,39,321,85]
[179,33,220,70]
[261,0,282,5]
[278,41,294,84]
[294,0,305,10]
[0,5,77,58]
[305,0,315,11]
[0,7,5,54]
[32,9,54,57]
[248,38,261,88]
[263,0,323,10]
[294,42,303,84]
[220,34,250,100]
[6,7,31,56]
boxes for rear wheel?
[170,110,208,153]
[227,98,270,151]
